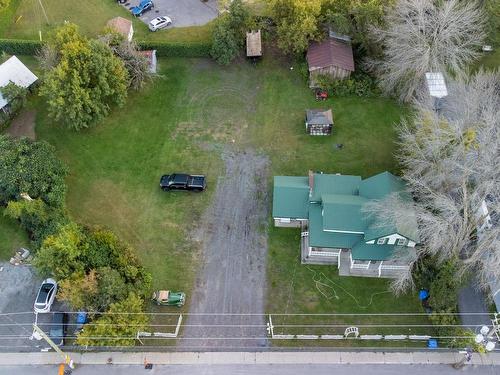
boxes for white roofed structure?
[425,72,448,98]
[0,56,38,110]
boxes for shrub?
[315,72,378,97]
[0,135,68,208]
[0,39,43,55]
[137,41,211,57]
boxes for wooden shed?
[305,109,333,136]
[306,38,354,87]
[246,30,262,58]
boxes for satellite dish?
[475,334,484,344]
[485,341,495,352]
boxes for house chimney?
[308,170,314,197]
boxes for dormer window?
[397,238,407,246]
[377,238,386,245]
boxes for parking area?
[0,263,72,352]
[123,0,218,28]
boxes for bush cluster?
[137,41,211,57]
[315,72,378,97]
[0,39,42,55]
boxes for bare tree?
[365,70,500,293]
[371,0,486,102]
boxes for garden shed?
[0,56,38,113]
[307,38,354,87]
[246,30,262,58]
[107,17,134,42]
[425,72,448,111]
[305,109,333,135]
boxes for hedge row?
[0,39,43,55]
[137,41,211,57]
[0,38,212,58]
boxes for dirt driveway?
[179,149,270,349]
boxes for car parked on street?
[131,0,154,17]
[49,312,68,346]
[34,278,57,313]
[148,16,172,31]
[160,173,206,192]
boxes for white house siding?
[375,233,412,245]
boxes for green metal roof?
[322,194,368,232]
[272,176,309,219]
[359,171,406,200]
[309,204,362,248]
[351,242,396,261]
[310,174,361,201]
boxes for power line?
[0,312,495,316]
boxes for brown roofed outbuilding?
[107,17,134,42]
[306,38,354,86]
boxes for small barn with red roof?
[306,38,354,87]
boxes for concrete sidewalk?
[0,351,499,366]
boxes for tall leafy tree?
[76,293,149,346]
[39,23,128,130]
[0,135,67,207]
[271,0,322,54]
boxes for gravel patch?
[179,148,270,349]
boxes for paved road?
[1,364,499,375]
[179,150,270,349]
[458,279,491,330]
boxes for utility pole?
[32,324,74,369]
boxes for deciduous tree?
[76,293,149,346]
[0,136,67,208]
[365,70,500,293]
[271,0,322,54]
[39,23,128,130]
[370,0,486,102]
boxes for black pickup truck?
[160,173,206,192]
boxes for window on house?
[397,238,407,246]
[377,238,386,245]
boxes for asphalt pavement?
[1,364,499,375]
[123,0,218,28]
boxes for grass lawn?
[29,54,426,343]
[0,0,212,43]
[0,207,30,261]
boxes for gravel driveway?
[179,149,270,349]
[124,0,218,28]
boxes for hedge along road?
[179,148,270,349]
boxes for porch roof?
[351,242,396,261]
[272,176,309,219]
[309,204,361,248]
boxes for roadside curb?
[0,351,499,366]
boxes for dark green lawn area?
[0,0,212,43]
[0,207,29,260]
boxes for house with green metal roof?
[272,171,419,278]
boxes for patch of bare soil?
[179,148,270,349]
[5,110,36,140]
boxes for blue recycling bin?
[428,339,438,349]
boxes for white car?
[34,278,57,313]
[148,16,172,31]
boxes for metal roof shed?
[305,109,333,135]
[0,56,38,111]
[246,30,262,57]
[425,72,448,98]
